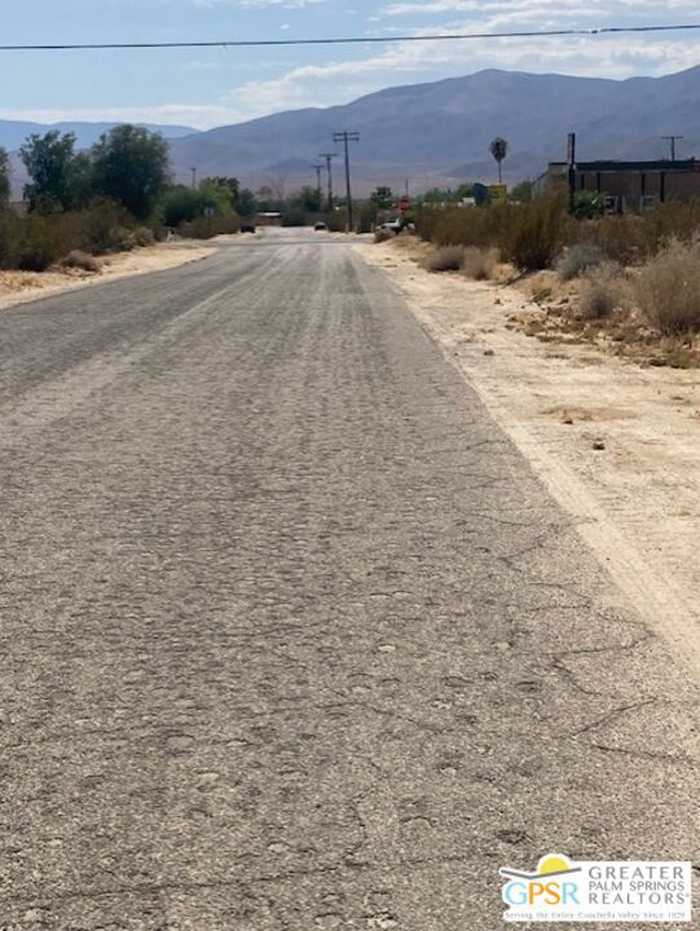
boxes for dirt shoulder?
[0,239,218,312]
[356,236,700,681]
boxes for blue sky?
[3,1,700,129]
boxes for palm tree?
[489,137,508,184]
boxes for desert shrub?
[500,195,570,271]
[374,228,394,243]
[179,213,240,239]
[425,245,464,272]
[133,226,155,247]
[633,240,700,333]
[638,200,700,257]
[281,205,307,227]
[0,210,22,268]
[462,246,497,280]
[61,249,100,272]
[325,210,348,232]
[580,262,625,319]
[16,216,63,271]
[573,215,644,265]
[73,199,135,254]
[108,225,137,251]
[572,191,604,220]
[556,243,608,280]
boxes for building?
[535,158,700,210]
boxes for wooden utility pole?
[333,131,360,232]
[661,135,684,161]
[567,132,576,214]
[319,152,337,212]
[312,163,323,204]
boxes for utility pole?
[333,131,360,232]
[319,152,337,212]
[312,163,323,205]
[190,166,197,189]
[661,135,684,161]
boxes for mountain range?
[5,64,700,196]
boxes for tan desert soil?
[0,240,216,311]
[357,237,700,681]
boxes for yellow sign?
[488,184,508,202]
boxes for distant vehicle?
[379,219,402,232]
[314,222,328,231]
[240,224,256,234]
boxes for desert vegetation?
[0,125,242,273]
[407,192,700,362]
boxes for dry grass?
[425,245,464,272]
[633,240,700,334]
[461,246,498,280]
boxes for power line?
[1,23,700,51]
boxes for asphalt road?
[1,228,698,930]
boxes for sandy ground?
[357,236,700,681]
[0,239,217,311]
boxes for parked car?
[240,224,256,234]
[379,219,402,232]
[314,222,328,231]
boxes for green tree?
[489,137,508,184]
[69,152,97,210]
[370,186,394,209]
[159,182,233,228]
[91,125,170,220]
[237,188,257,217]
[204,176,240,207]
[0,147,10,205]
[21,131,79,212]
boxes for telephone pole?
[319,152,337,212]
[333,131,360,232]
[312,163,323,204]
[661,135,684,161]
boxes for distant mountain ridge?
[168,65,700,191]
[0,120,195,151]
[4,65,700,195]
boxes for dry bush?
[425,245,464,272]
[500,195,571,272]
[556,243,607,280]
[633,240,700,333]
[638,200,700,257]
[374,228,394,243]
[462,246,497,280]
[579,262,625,319]
[16,216,63,272]
[179,214,240,239]
[133,227,155,247]
[61,250,100,272]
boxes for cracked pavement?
[0,228,698,929]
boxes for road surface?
[1,228,697,929]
